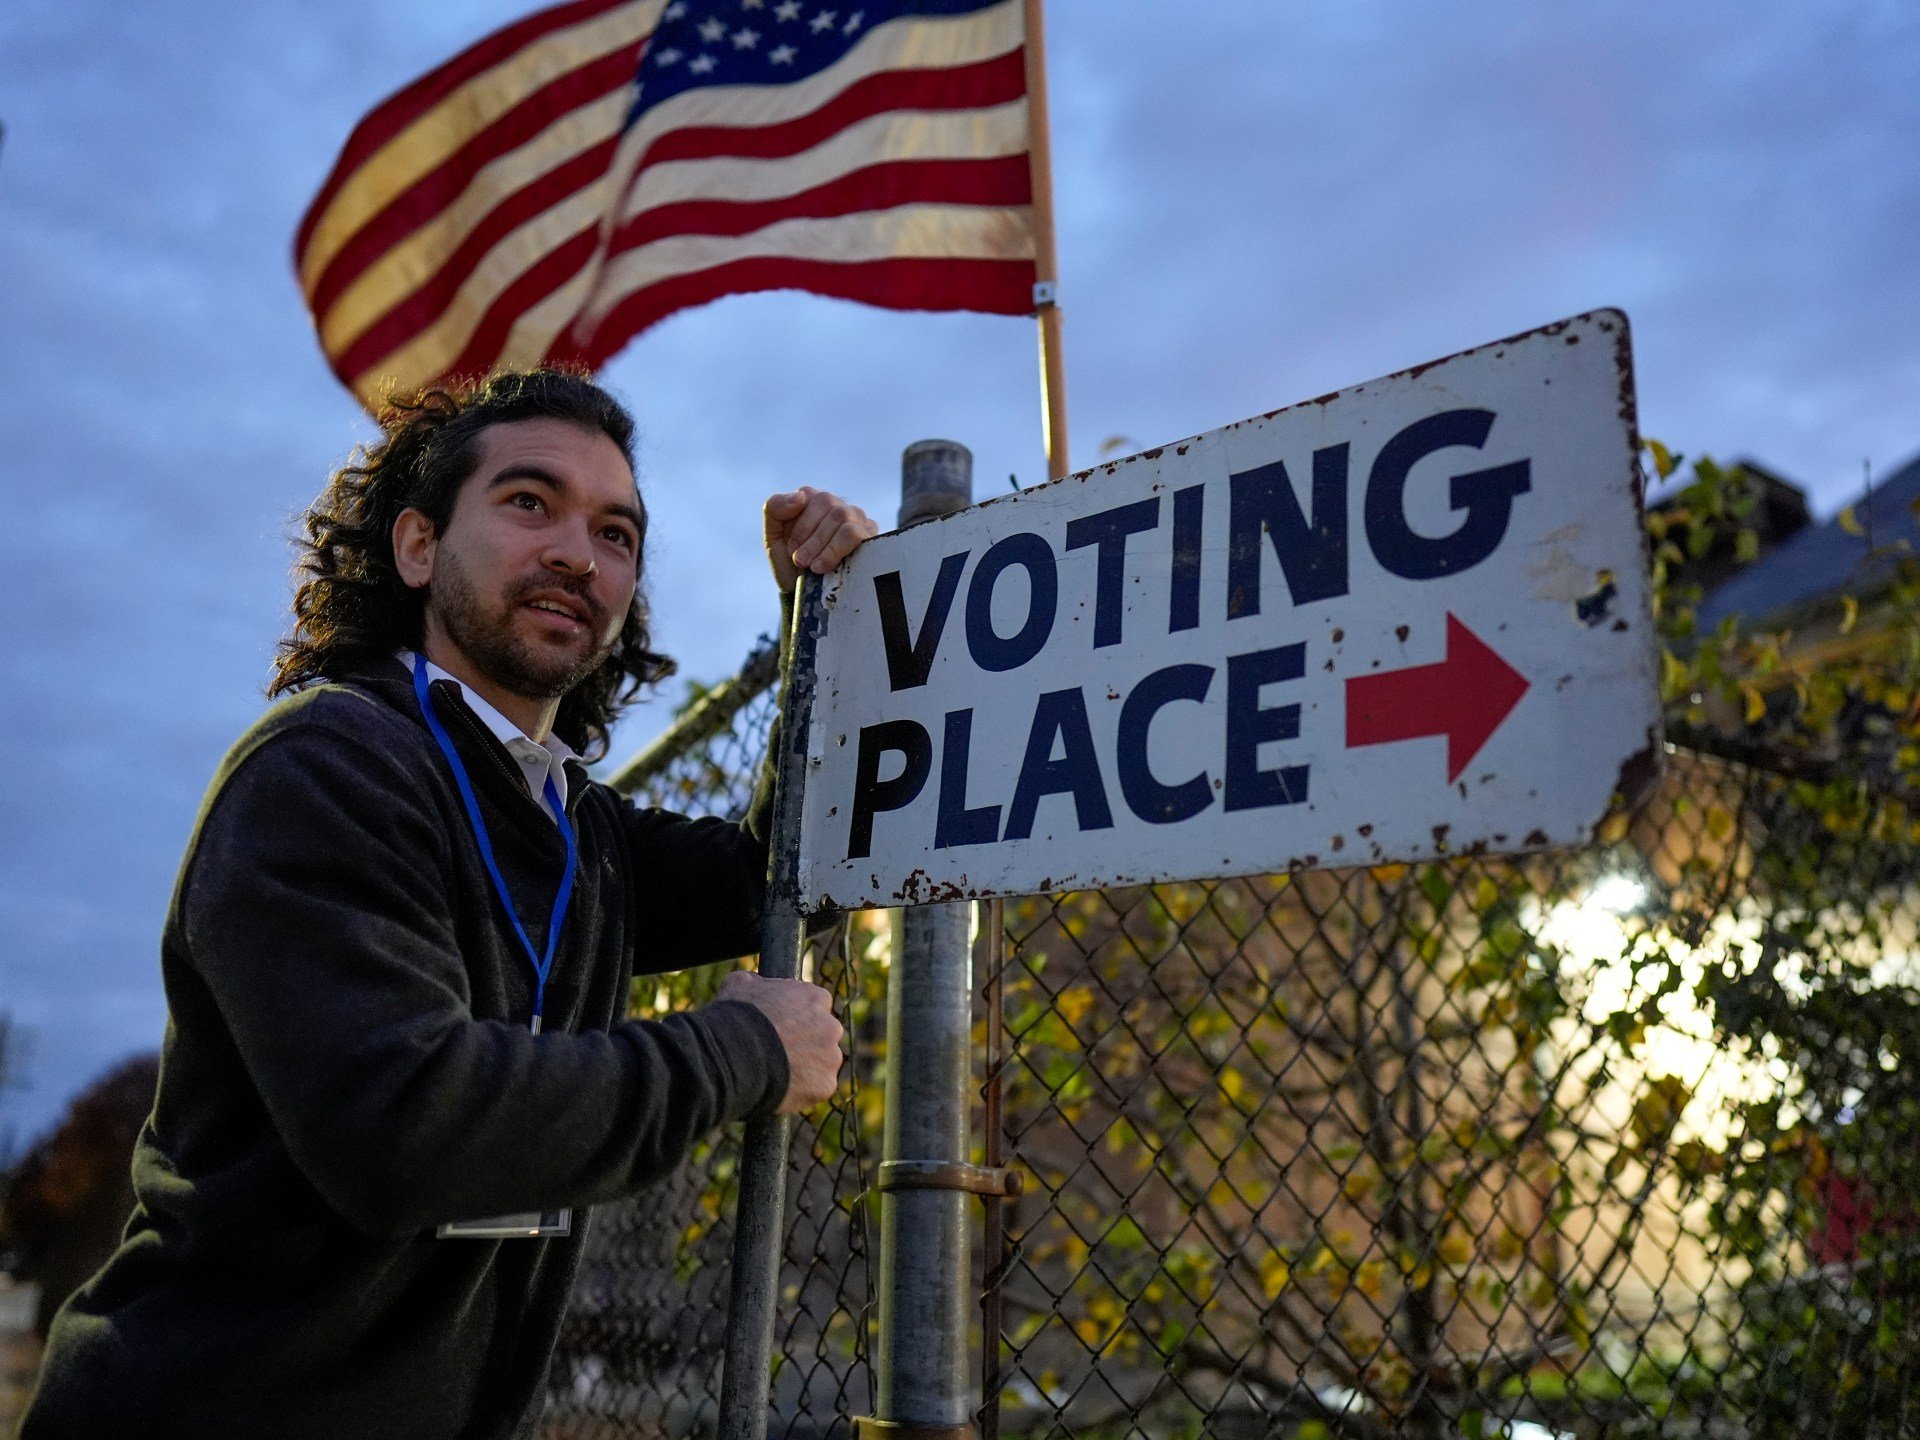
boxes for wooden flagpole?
[1023,0,1069,481]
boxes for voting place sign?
[796,309,1659,910]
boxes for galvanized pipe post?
[865,441,979,1438]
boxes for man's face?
[413,417,643,703]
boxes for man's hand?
[715,970,845,1114]
[764,488,879,594]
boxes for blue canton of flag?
[634,0,1004,116]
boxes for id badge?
[435,1017,574,1238]
[437,1209,573,1239]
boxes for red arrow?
[1345,614,1529,782]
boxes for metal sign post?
[794,310,1660,912]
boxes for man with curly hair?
[20,369,875,1439]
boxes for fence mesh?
[547,641,1920,1440]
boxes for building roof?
[1696,449,1920,630]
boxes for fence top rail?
[605,636,781,796]
[1667,722,1919,805]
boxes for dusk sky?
[3,1,1917,1145]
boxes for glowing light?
[1587,872,1648,915]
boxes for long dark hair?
[272,369,675,758]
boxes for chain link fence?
[545,640,881,1439]
[545,641,1920,1440]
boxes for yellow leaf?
[1742,684,1767,724]
[1660,648,1690,701]
[1437,1231,1473,1265]
[1471,875,1500,912]
[1645,438,1677,478]
[1354,1259,1388,1300]
[1839,505,1864,536]
[1706,806,1735,842]
[1258,1250,1292,1298]
[1840,595,1860,635]
[1220,1067,1245,1102]
[1371,864,1409,884]
[1054,987,1094,1027]
[1597,811,1631,846]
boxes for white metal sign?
[797,309,1659,909]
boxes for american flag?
[296,0,1037,406]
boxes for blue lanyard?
[412,654,578,1034]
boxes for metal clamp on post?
[853,1420,976,1440]
[875,1160,1023,1199]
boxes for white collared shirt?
[402,652,576,825]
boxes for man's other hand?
[716,970,845,1114]
[763,488,879,593]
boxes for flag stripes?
[297,0,1034,406]
[623,52,1027,192]
[307,69,637,329]
[559,255,1033,369]
[617,149,1032,250]
[298,1,655,294]
[582,183,1033,331]
[301,0,639,211]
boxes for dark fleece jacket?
[20,657,789,1439]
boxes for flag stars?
[843,10,863,33]
[654,46,684,65]
[732,26,759,46]
[741,0,766,8]
[689,52,717,73]
[698,16,727,41]
[769,42,797,62]
[664,0,686,16]
[809,9,837,32]
[773,0,802,17]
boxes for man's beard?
[427,547,618,702]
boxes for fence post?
[860,441,981,1438]
[717,578,825,1440]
